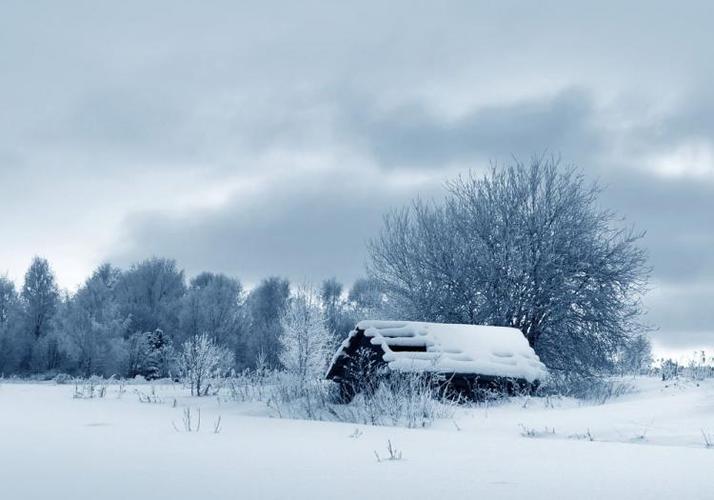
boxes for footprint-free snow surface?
[0,377,712,499]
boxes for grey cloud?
[347,89,601,169]
[613,88,714,164]
[63,89,188,156]
[646,284,714,351]
[110,172,437,286]
[658,88,714,145]
[649,301,714,341]
[600,170,714,285]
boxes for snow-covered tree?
[320,278,354,343]
[20,257,61,371]
[21,257,59,340]
[348,277,387,320]
[279,286,332,381]
[125,328,174,379]
[0,276,18,328]
[177,333,233,396]
[146,329,174,379]
[115,257,186,337]
[242,277,290,368]
[369,156,650,375]
[179,272,243,349]
[60,264,129,376]
[617,334,653,375]
[126,331,152,378]
[0,276,21,373]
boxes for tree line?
[0,257,383,379]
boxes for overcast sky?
[1,1,712,357]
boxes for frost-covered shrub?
[615,334,653,375]
[28,371,57,382]
[540,372,634,404]
[659,359,680,381]
[220,362,457,428]
[134,385,162,404]
[172,407,201,432]
[53,373,72,384]
[520,424,557,438]
[224,369,273,402]
[73,376,107,399]
[278,286,332,381]
[374,440,403,462]
[268,374,338,420]
[348,373,458,428]
[702,430,713,449]
[248,370,457,428]
[177,333,233,396]
[683,352,714,380]
[340,347,387,401]
[655,354,714,383]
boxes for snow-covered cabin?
[326,320,547,400]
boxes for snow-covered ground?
[0,377,712,500]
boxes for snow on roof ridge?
[331,320,547,383]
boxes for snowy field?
[1,377,713,500]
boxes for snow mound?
[351,320,547,383]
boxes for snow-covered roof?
[329,320,547,383]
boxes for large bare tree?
[368,157,650,375]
